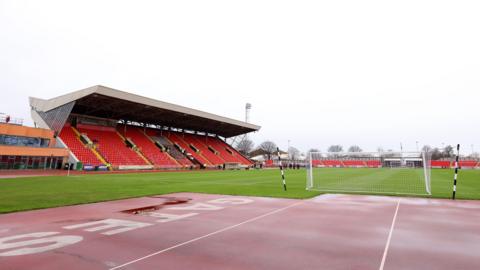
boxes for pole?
[452,144,460,200]
[307,151,313,189]
[400,143,404,167]
[277,147,287,191]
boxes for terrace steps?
[70,126,109,167]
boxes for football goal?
[306,151,431,195]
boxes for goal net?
[306,151,431,195]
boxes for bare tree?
[259,141,277,160]
[235,138,254,156]
[348,145,362,152]
[328,145,343,152]
[421,145,432,153]
[431,148,442,160]
[443,145,454,158]
[288,146,300,160]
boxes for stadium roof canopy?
[29,85,260,138]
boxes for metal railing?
[0,113,23,125]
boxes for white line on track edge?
[109,201,304,270]
[379,199,401,270]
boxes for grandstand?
[29,85,260,170]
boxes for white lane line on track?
[379,199,401,270]
[109,201,304,270]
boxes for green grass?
[0,168,478,213]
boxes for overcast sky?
[1,0,479,153]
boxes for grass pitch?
[0,168,479,213]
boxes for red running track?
[0,193,479,270]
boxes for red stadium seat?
[182,134,225,165]
[143,129,193,167]
[120,126,180,168]
[366,160,381,168]
[322,160,343,167]
[212,138,253,165]
[166,132,212,166]
[343,160,366,167]
[191,135,252,166]
[430,160,452,168]
[458,160,478,168]
[312,160,323,166]
[59,125,105,166]
[265,160,274,167]
[77,125,147,166]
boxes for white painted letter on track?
[148,212,198,223]
[208,198,254,205]
[63,219,152,235]
[0,232,83,256]
[167,203,224,211]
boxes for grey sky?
[1,0,479,153]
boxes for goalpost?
[306,151,431,195]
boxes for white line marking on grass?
[379,200,401,270]
[109,201,304,270]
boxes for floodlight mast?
[245,103,251,123]
[228,103,252,146]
